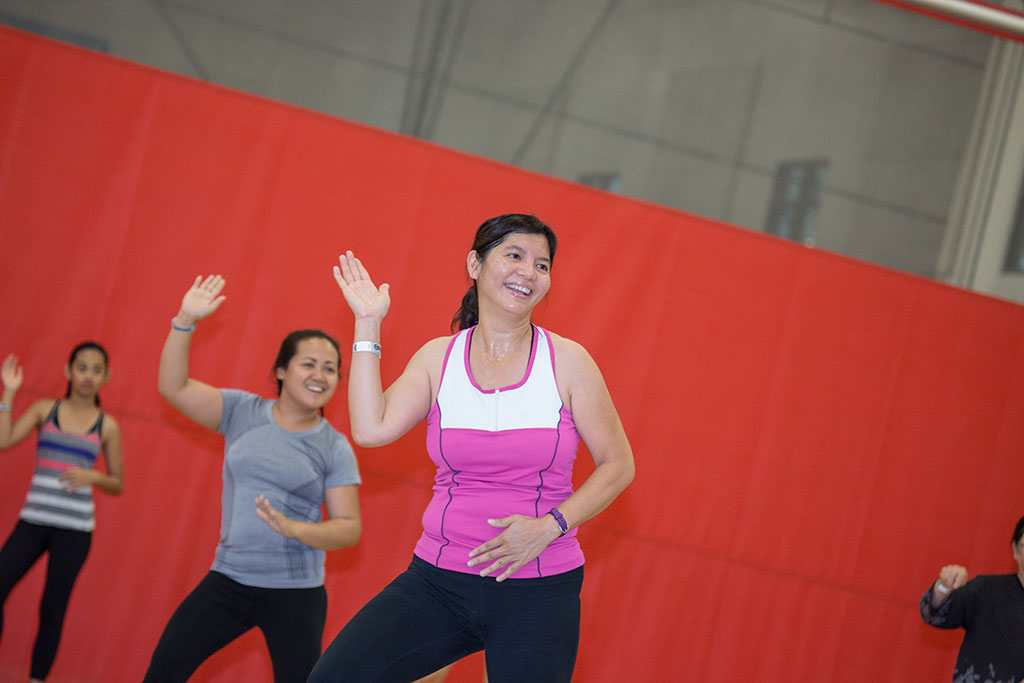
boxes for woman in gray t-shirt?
[143,274,362,683]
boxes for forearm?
[556,456,635,531]
[158,324,194,398]
[288,516,361,551]
[347,317,387,445]
[90,471,124,495]
[0,388,17,447]
[929,580,951,609]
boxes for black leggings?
[310,556,583,683]
[0,519,92,680]
[143,570,327,683]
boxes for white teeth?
[506,283,531,295]
[305,385,325,393]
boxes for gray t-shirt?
[210,389,361,588]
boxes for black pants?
[310,556,583,683]
[0,519,92,680]
[143,570,327,683]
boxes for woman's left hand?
[468,514,562,582]
[255,495,296,538]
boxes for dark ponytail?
[452,284,481,332]
[450,213,557,332]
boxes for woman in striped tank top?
[0,342,124,682]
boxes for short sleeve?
[323,433,361,489]
[218,389,264,440]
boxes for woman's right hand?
[333,251,390,321]
[176,275,227,326]
[1,354,23,393]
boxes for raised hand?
[938,564,968,591]
[333,251,390,321]
[1,354,23,393]
[177,275,227,325]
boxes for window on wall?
[579,172,621,193]
[765,160,828,245]
[1003,177,1024,273]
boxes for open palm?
[333,251,390,320]
[179,275,227,322]
[1,354,23,392]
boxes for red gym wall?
[1,27,1022,682]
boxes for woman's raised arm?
[158,275,227,431]
[333,252,436,447]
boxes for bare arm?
[550,338,635,529]
[255,485,361,550]
[158,275,227,431]
[0,355,52,449]
[469,337,635,581]
[333,251,436,447]
[94,415,124,494]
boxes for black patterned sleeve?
[919,580,976,629]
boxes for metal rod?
[878,0,1024,41]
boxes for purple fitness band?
[548,508,569,535]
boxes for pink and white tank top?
[415,325,583,578]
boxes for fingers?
[254,494,275,514]
[336,251,375,286]
[938,564,969,590]
[1,354,22,387]
[197,274,226,297]
[352,253,372,282]
[336,252,357,284]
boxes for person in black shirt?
[920,515,1024,683]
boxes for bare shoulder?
[546,331,598,375]
[101,413,122,438]
[408,335,455,369]
[545,331,605,401]
[402,335,457,395]
[29,398,58,423]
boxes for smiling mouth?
[305,384,326,393]
[506,283,532,296]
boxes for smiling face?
[64,348,109,401]
[275,337,339,411]
[468,232,552,319]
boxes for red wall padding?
[1,28,1022,682]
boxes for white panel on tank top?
[436,327,562,431]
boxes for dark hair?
[273,330,341,396]
[65,341,109,406]
[451,213,558,332]
[1013,515,1024,546]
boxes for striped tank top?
[20,401,103,532]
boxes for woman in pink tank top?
[311,214,635,683]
